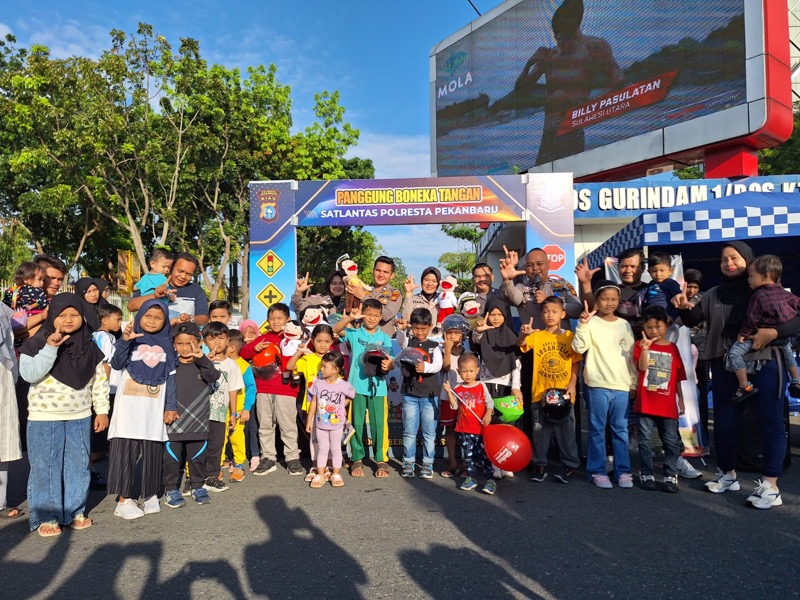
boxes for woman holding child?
[674,241,797,510]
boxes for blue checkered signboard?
[587,192,800,268]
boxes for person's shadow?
[245,495,367,598]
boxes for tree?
[341,157,375,180]
[759,104,800,175]
[0,26,363,312]
[296,226,379,288]
[0,218,34,280]
[440,223,484,256]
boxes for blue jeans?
[402,394,439,466]
[711,356,787,477]
[637,415,681,477]
[27,417,91,530]
[728,338,798,375]
[585,387,631,477]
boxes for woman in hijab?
[401,267,441,328]
[19,293,109,536]
[291,271,341,316]
[75,277,103,332]
[676,241,795,509]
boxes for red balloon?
[483,424,532,472]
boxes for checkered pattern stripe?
[587,219,645,269]
[641,205,800,245]
[586,194,800,268]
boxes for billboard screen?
[431,0,777,178]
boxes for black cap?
[173,321,202,339]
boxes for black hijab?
[479,296,519,377]
[20,292,105,390]
[75,277,101,331]
[717,241,755,339]
[419,267,441,302]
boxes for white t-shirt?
[209,357,244,422]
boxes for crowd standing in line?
[0,241,795,537]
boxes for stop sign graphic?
[543,245,566,271]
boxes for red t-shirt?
[454,382,491,435]
[633,340,686,419]
[240,332,296,396]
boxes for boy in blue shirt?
[332,298,394,478]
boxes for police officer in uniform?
[346,255,402,337]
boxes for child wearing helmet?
[518,296,582,484]
[439,314,471,478]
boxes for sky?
[2,0,500,280]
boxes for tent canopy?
[586,191,800,268]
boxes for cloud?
[347,132,431,179]
[13,17,110,59]
[365,224,470,280]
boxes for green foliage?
[296,226,378,287]
[759,105,800,176]
[0,25,361,303]
[0,218,34,280]
[440,223,483,256]
[341,157,375,180]
[674,165,704,180]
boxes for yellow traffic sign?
[257,283,284,308]
[257,250,284,278]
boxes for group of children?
[16,242,800,537]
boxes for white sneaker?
[502,470,515,479]
[705,469,740,494]
[747,480,782,509]
[677,457,703,480]
[114,498,145,520]
[142,495,161,515]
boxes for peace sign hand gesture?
[579,301,597,325]
[640,329,655,351]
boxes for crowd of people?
[0,240,794,537]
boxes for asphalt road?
[2,427,800,600]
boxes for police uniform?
[368,285,402,337]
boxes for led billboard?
[430,0,791,179]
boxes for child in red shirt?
[633,306,686,493]
[442,352,496,495]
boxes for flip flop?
[37,522,62,538]
[3,507,23,519]
[69,515,93,530]
[350,461,365,477]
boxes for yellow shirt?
[521,329,582,402]
[295,353,323,411]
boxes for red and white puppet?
[279,320,306,385]
[341,259,373,313]
[437,275,458,323]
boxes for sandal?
[323,468,333,481]
[309,474,326,489]
[3,507,23,519]
[350,461,365,478]
[70,514,93,530]
[305,467,318,483]
[37,522,62,538]
[330,473,345,487]
[374,462,390,478]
